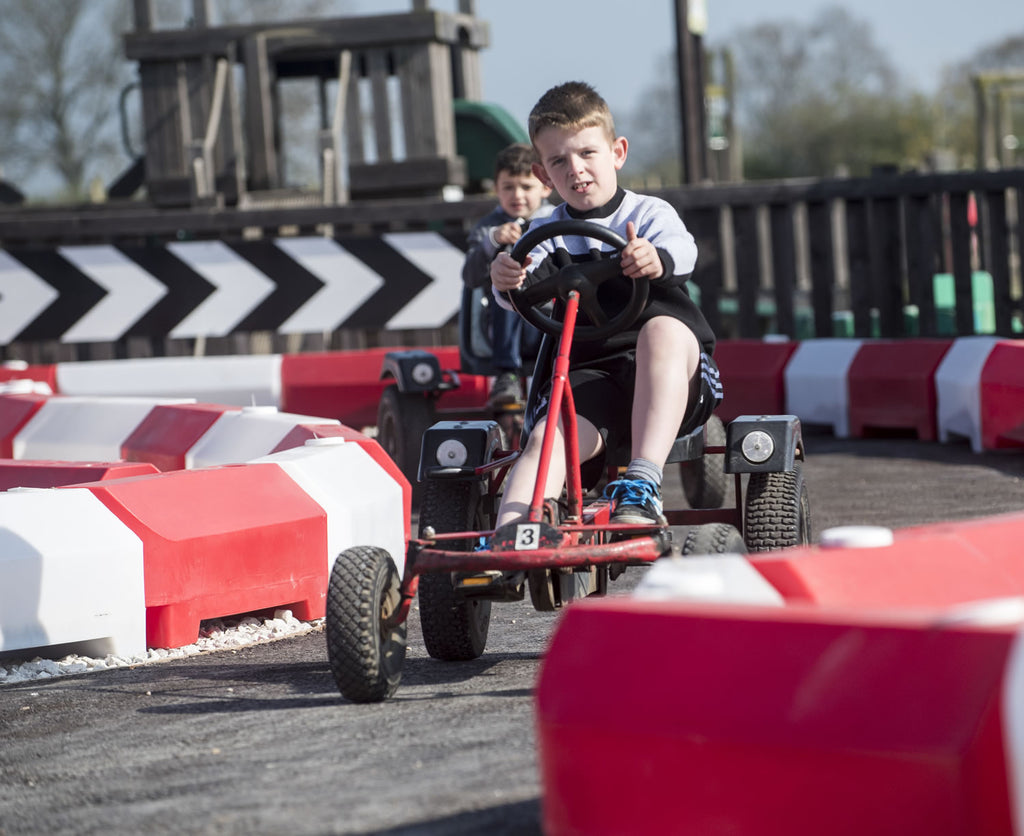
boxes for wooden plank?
[367,49,394,162]
[904,194,940,337]
[869,196,904,337]
[731,204,760,337]
[845,199,872,337]
[685,206,724,339]
[984,189,1014,336]
[243,35,278,191]
[806,199,836,338]
[948,191,975,335]
[125,14,490,62]
[768,203,797,339]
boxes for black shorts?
[531,350,724,466]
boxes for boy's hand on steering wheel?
[491,251,531,292]
[620,221,664,281]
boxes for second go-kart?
[325,219,811,703]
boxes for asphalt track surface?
[3,433,1024,836]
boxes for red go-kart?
[325,220,811,702]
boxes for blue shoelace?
[604,478,661,510]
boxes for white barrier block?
[13,395,194,462]
[186,405,340,469]
[935,336,999,453]
[55,354,283,407]
[1006,630,1024,836]
[784,338,863,437]
[634,555,785,605]
[0,488,146,657]
[255,437,407,577]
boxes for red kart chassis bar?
[386,291,743,629]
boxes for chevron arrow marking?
[57,245,168,342]
[381,232,465,330]
[166,240,276,338]
[0,250,59,343]
[273,236,384,333]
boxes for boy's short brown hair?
[494,143,538,180]
[527,81,616,144]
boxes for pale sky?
[355,0,1022,129]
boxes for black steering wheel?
[507,219,649,342]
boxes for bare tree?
[0,0,131,200]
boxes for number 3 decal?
[514,524,541,551]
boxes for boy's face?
[532,124,627,213]
[494,170,551,219]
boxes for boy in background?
[462,143,553,407]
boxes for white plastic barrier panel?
[935,336,999,453]
[256,437,407,577]
[634,555,785,606]
[186,405,341,469]
[55,354,284,407]
[12,396,194,462]
[0,488,146,657]
[784,338,863,437]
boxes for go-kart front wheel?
[417,479,492,661]
[325,546,407,703]
[744,465,811,551]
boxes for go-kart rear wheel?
[679,414,728,509]
[377,385,435,486]
[680,522,747,556]
[744,464,811,552]
[418,479,492,661]
[325,546,407,703]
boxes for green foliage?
[622,5,1024,182]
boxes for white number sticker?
[514,524,541,551]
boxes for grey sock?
[624,457,662,488]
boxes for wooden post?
[674,0,708,185]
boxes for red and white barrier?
[981,341,1024,451]
[12,395,194,462]
[847,338,952,440]
[0,488,147,658]
[537,597,1024,836]
[936,336,1000,452]
[0,393,409,656]
[784,338,863,437]
[4,339,1024,453]
[714,338,797,422]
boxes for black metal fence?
[1,166,1021,363]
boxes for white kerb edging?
[12,395,195,462]
[784,338,863,438]
[0,488,146,657]
[185,406,340,468]
[55,354,284,407]
[633,554,785,605]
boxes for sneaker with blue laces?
[604,478,667,526]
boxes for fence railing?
[0,167,1022,363]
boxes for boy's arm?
[462,221,502,288]
[638,200,699,288]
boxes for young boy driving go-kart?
[489,81,723,531]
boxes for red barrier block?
[83,463,328,648]
[0,459,158,490]
[981,340,1024,450]
[751,512,1024,608]
[272,423,412,543]
[281,347,475,428]
[121,402,239,471]
[713,339,798,421]
[846,339,952,440]
[0,364,57,391]
[0,392,49,457]
[536,599,1018,836]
